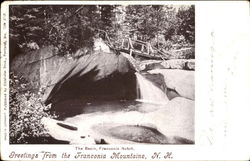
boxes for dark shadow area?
[52,71,137,118]
[41,51,137,118]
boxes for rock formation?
[43,51,137,109]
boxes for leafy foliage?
[10,5,194,57]
[124,5,194,49]
[9,73,57,144]
[176,5,195,44]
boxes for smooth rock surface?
[139,60,162,71]
[140,59,195,71]
[43,51,137,105]
[42,97,194,144]
[149,69,195,100]
[161,59,195,70]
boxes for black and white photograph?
[1,1,250,160]
[8,4,195,144]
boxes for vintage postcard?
[1,1,249,160]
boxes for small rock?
[185,61,195,70]
[161,59,186,69]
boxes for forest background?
[10,5,194,59]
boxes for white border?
[1,1,250,160]
[1,1,10,158]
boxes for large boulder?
[161,59,195,70]
[149,97,194,141]
[149,69,195,100]
[139,60,162,71]
[10,46,63,89]
[141,73,168,94]
[141,59,195,71]
[43,51,137,106]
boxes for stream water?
[64,73,169,115]
[46,72,180,144]
[135,72,169,104]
